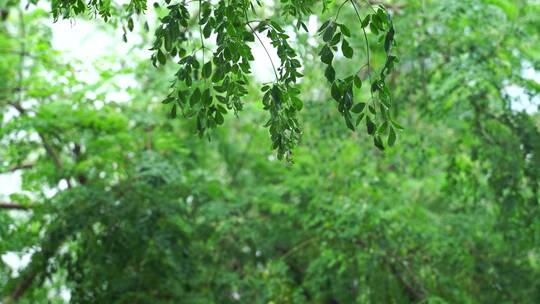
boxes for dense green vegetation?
[1,0,539,302]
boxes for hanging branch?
[36,0,404,160]
[317,0,400,150]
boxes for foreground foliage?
[47,0,400,160]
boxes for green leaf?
[202,62,212,78]
[340,24,351,37]
[190,88,201,106]
[162,97,174,104]
[377,121,388,134]
[320,45,334,64]
[215,112,224,125]
[178,48,187,57]
[370,22,380,35]
[325,65,336,83]
[323,23,335,42]
[342,88,353,110]
[202,88,212,106]
[351,102,366,113]
[384,26,395,53]
[292,97,303,111]
[374,135,385,150]
[271,85,281,104]
[344,113,355,131]
[127,18,134,32]
[361,15,371,28]
[388,127,396,146]
[298,20,308,32]
[331,82,341,102]
[217,104,227,114]
[318,20,330,33]
[366,116,376,135]
[391,119,404,130]
[342,39,353,59]
[157,49,166,65]
[354,75,362,88]
[330,33,342,46]
[355,113,365,126]
[203,23,212,38]
[372,14,384,31]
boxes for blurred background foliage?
[0,0,539,303]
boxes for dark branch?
[384,256,426,302]
[355,239,426,302]
[0,202,30,210]
[2,162,34,173]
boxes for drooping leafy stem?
[257,19,304,161]
[318,0,400,150]
[352,0,372,96]
[243,7,302,161]
[243,10,278,82]
[352,0,376,142]
[334,0,350,22]
[152,0,307,160]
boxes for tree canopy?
[1,0,539,303]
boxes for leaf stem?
[244,9,279,82]
[334,0,350,22]
[351,0,374,100]
[198,0,206,83]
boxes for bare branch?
[2,162,34,173]
[0,202,30,210]
[7,101,26,114]
[384,255,426,302]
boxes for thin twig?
[244,9,279,82]
[1,162,34,173]
[281,236,319,260]
[351,0,374,101]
